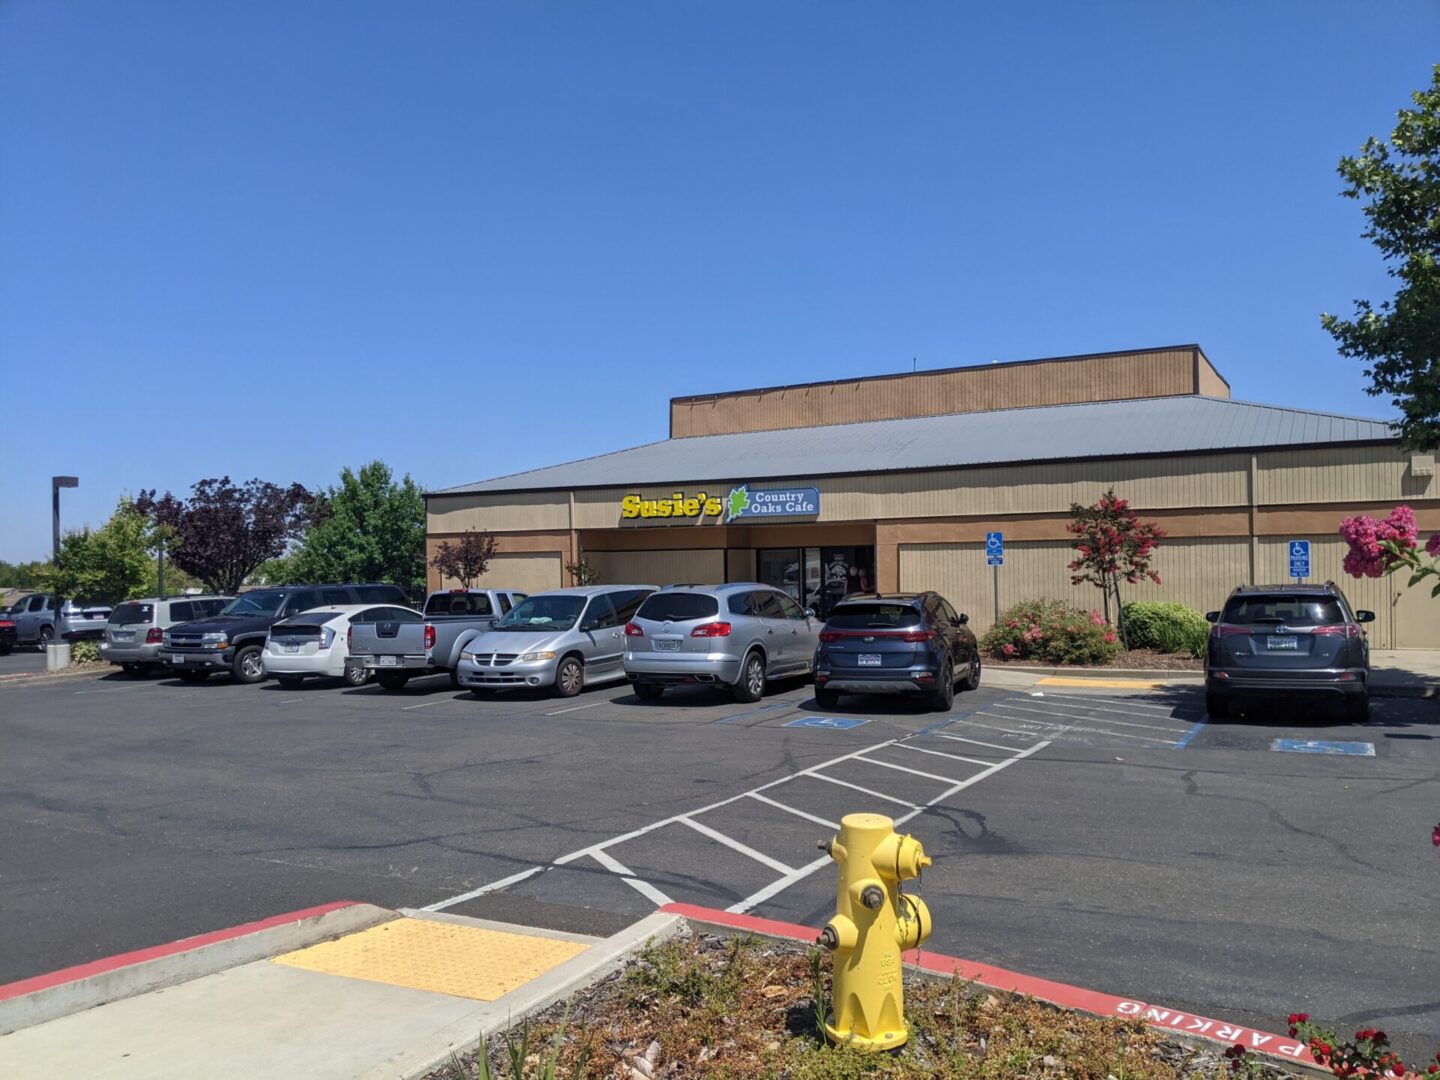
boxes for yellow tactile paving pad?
[271,918,589,1001]
[1036,676,1165,689]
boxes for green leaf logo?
[726,486,750,522]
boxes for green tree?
[290,462,427,591]
[0,560,47,590]
[39,499,153,605]
[1322,65,1440,451]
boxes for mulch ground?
[987,649,1203,672]
[431,930,1302,1079]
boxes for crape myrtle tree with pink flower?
[1339,504,1440,598]
[1066,488,1166,648]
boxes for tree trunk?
[1113,576,1129,650]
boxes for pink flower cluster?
[1339,505,1418,578]
[1428,533,1440,558]
[1089,610,1106,626]
[1021,625,1044,643]
[1001,643,1017,657]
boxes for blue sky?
[2,2,1437,561]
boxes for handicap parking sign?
[1288,539,1310,579]
[985,531,1004,565]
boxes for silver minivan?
[101,595,233,676]
[456,585,655,698]
[623,582,821,702]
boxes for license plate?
[1267,636,1299,651]
[283,645,299,654]
[653,639,681,652]
[858,653,882,667]
[113,631,134,642]
[378,655,398,667]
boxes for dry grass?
[433,931,1304,1080]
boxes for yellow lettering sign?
[620,490,723,523]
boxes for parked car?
[351,588,529,691]
[0,615,16,654]
[263,603,422,688]
[458,586,655,698]
[2,594,112,647]
[812,592,980,712]
[100,595,233,677]
[1205,583,1374,721]
[623,582,820,703]
[162,583,409,684]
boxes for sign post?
[986,531,1004,625]
[1288,539,1310,581]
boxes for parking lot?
[1,668,1436,1060]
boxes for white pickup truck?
[348,589,526,690]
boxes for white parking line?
[400,698,454,711]
[589,848,635,875]
[805,771,919,808]
[993,701,1189,733]
[894,743,994,768]
[936,733,1026,753]
[623,876,674,906]
[420,865,545,911]
[546,700,608,716]
[853,754,964,785]
[679,817,795,875]
[1055,695,1192,713]
[745,792,839,829]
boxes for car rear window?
[636,593,719,621]
[825,602,922,629]
[1221,595,1346,626]
[425,592,493,616]
[110,602,154,625]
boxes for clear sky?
[2,2,1437,561]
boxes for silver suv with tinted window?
[623,583,821,702]
[101,595,233,677]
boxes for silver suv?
[623,583,821,702]
[457,585,655,698]
[101,595,233,677]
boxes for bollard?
[816,812,932,1051]
[46,642,71,672]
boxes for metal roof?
[432,395,1398,496]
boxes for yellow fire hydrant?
[816,812,932,1052]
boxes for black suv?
[162,582,407,684]
[1205,583,1374,721]
[813,592,980,712]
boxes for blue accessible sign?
[986,531,1004,567]
[1288,539,1310,579]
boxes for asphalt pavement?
[1,666,1435,1064]
[0,648,46,678]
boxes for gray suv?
[100,595,233,677]
[623,583,821,702]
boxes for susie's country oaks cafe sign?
[620,485,820,524]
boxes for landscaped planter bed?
[434,929,1308,1079]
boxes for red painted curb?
[660,903,1318,1068]
[0,901,362,1003]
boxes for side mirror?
[1355,610,1375,623]
[803,608,816,619]
[957,613,969,625]
[1205,611,1220,623]
[580,620,598,633]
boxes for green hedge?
[1121,601,1209,658]
[69,639,101,663]
[980,599,1121,665]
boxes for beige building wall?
[586,549,725,588]
[433,552,564,594]
[670,346,1224,437]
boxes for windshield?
[826,602,920,630]
[220,591,287,617]
[635,593,718,621]
[1221,595,1346,627]
[493,595,585,631]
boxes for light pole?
[52,476,78,558]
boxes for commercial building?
[425,345,1439,647]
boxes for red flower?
[1431,823,1439,848]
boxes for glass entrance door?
[756,545,874,619]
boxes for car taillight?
[346,625,353,651]
[624,622,644,637]
[145,627,163,644]
[900,630,934,643]
[424,624,436,650]
[1312,624,1361,638]
[691,621,732,638]
[1210,625,1251,638]
[819,631,841,643]
[0,619,15,630]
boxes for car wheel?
[553,656,584,698]
[449,667,462,689]
[814,686,840,709]
[37,626,52,651]
[276,675,304,689]
[959,652,981,691]
[178,670,210,684]
[121,663,148,679]
[231,644,264,684]
[1205,692,1228,718]
[377,671,410,691]
[1346,693,1370,724]
[731,651,766,703]
[343,665,369,688]
[929,661,955,712]
[633,682,664,702]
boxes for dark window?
[221,591,286,617]
[498,594,513,614]
[754,592,786,619]
[286,590,322,616]
[1221,595,1347,627]
[636,592,719,622]
[355,585,405,603]
[938,598,961,625]
[111,602,155,625]
[609,589,648,624]
[774,593,806,621]
[425,592,493,616]
[168,601,195,622]
[727,593,756,617]
[583,595,619,630]
[321,588,351,605]
[28,596,46,612]
[198,599,228,617]
[495,594,585,630]
[825,602,922,630]
[354,606,420,623]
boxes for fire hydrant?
[816,812,932,1052]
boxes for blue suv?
[813,592,980,711]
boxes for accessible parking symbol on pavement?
[784,716,870,731]
[1271,739,1375,757]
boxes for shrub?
[69,639,101,664]
[981,599,1121,665]
[1122,601,1209,658]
